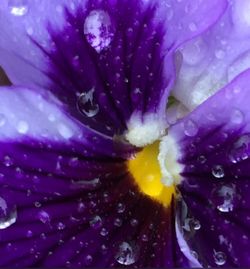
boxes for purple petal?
[173,1,250,110]
[0,0,227,138]
[169,69,250,266]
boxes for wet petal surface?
[170,70,250,266]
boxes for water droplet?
[114,218,122,227]
[115,242,138,265]
[57,222,65,230]
[8,0,28,16]
[212,165,224,179]
[130,219,138,227]
[184,120,198,137]
[213,250,226,266]
[213,185,236,213]
[0,114,6,127]
[68,157,79,167]
[77,88,99,117]
[84,254,93,266]
[100,227,108,236]
[188,22,198,32]
[84,10,114,53]
[26,230,33,238]
[231,109,244,124]
[0,197,17,229]
[182,218,201,232]
[3,156,13,167]
[37,210,50,224]
[141,234,148,242]
[89,215,102,229]
[215,49,225,59]
[117,203,126,214]
[57,123,73,139]
[229,134,250,163]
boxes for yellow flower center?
[128,141,175,207]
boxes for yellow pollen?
[128,141,175,206]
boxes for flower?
[1,0,249,267]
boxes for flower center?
[128,140,176,207]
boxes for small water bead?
[215,49,226,59]
[77,88,99,117]
[115,242,138,266]
[231,109,244,124]
[212,165,225,179]
[213,250,226,266]
[130,219,139,227]
[184,119,198,137]
[100,227,109,236]
[229,134,250,163]
[26,230,33,238]
[84,10,114,53]
[57,222,66,230]
[89,215,102,229]
[188,22,198,32]
[8,0,28,16]
[214,185,236,213]
[117,203,126,214]
[114,218,122,227]
[84,255,93,266]
[0,114,6,127]
[38,210,50,224]
[3,156,14,167]
[0,197,17,229]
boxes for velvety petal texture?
[169,70,250,267]
[0,85,185,267]
[173,0,250,110]
[0,0,227,138]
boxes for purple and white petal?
[173,0,250,110]
[168,70,250,266]
[0,0,227,144]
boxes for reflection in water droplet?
[84,9,114,53]
[8,0,28,16]
[213,250,226,266]
[0,197,17,229]
[115,242,138,265]
[184,119,198,137]
[77,88,99,117]
[212,165,224,179]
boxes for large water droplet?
[213,250,226,266]
[0,197,17,229]
[115,242,139,265]
[84,10,114,53]
[184,119,198,137]
[8,0,28,16]
[212,165,224,179]
[77,88,99,117]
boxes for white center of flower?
[125,113,166,147]
[158,134,183,186]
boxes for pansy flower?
[1,0,249,267]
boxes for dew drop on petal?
[212,185,236,213]
[17,120,29,134]
[84,10,114,53]
[229,134,250,163]
[213,250,226,266]
[77,88,99,117]
[184,119,198,137]
[37,210,50,225]
[8,0,28,16]
[89,215,102,229]
[0,114,6,127]
[0,197,17,229]
[212,165,224,179]
[115,242,138,266]
[231,109,244,124]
